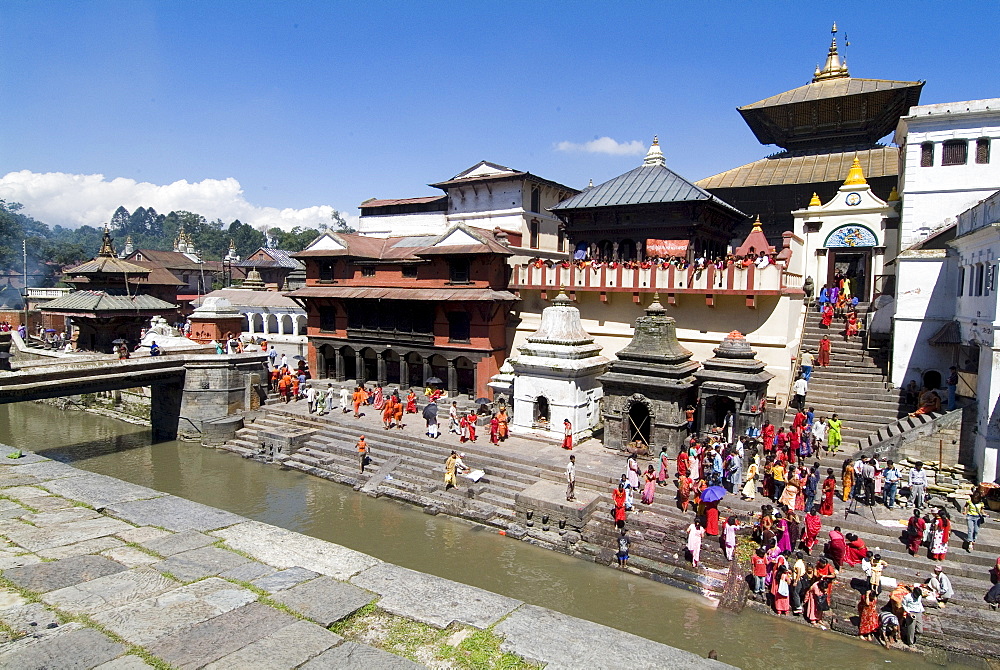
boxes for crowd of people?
[529,248,780,273]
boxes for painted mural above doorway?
[824,224,878,248]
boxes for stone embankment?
[0,443,729,670]
[222,401,1000,667]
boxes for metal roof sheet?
[64,256,151,275]
[739,77,923,110]
[552,164,745,216]
[191,288,301,309]
[285,286,517,302]
[40,290,177,313]
[695,146,898,190]
[360,196,447,208]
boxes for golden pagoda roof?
[695,146,897,191]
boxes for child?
[751,547,767,595]
[616,529,630,568]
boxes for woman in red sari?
[814,557,838,597]
[676,449,690,478]
[844,533,868,566]
[762,422,776,455]
[612,483,627,529]
[845,312,860,340]
[405,390,417,413]
[677,475,692,512]
[466,412,478,442]
[489,414,500,445]
[857,589,879,641]
[906,509,926,555]
[819,468,836,515]
[817,335,831,367]
[821,304,834,328]
[827,527,848,568]
[802,507,822,554]
[704,500,720,536]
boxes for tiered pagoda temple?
[696,23,924,243]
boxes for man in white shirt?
[792,376,808,411]
[800,351,814,381]
[566,455,576,501]
[755,252,771,269]
[883,460,901,509]
[925,566,954,607]
[909,461,927,509]
[900,586,925,645]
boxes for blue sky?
[1,1,998,229]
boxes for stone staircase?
[785,303,906,449]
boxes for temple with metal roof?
[696,23,924,242]
[552,137,748,262]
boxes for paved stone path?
[0,443,730,669]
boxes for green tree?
[331,210,355,233]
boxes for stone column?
[150,381,183,442]
[447,359,458,396]
[335,348,345,382]
[355,351,364,382]
[423,360,431,386]
[400,357,410,388]
[316,347,327,379]
[377,352,388,386]
[245,313,254,335]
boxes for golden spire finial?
[751,214,763,231]
[652,135,659,146]
[809,192,822,207]
[812,22,849,82]
[843,156,867,186]
[888,186,900,202]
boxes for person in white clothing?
[305,386,317,413]
[792,376,808,411]
[339,386,351,413]
[909,461,927,509]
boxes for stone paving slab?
[24,507,103,526]
[220,560,275,582]
[2,516,133,552]
[0,473,47,487]
[270,576,375,626]
[250,566,319,593]
[100,546,159,568]
[4,554,127,593]
[0,622,126,669]
[105,495,244,532]
[92,577,257,646]
[0,601,63,636]
[202,619,341,670]
[93,656,154,669]
[41,473,164,508]
[494,604,732,670]
[146,601,298,669]
[2,460,84,481]
[43,567,177,615]
[37,536,124,560]
[212,520,381,580]
[140,529,214,557]
[350,563,521,629]
[0,505,30,521]
[0,485,52,500]
[0,445,49,464]
[25,495,77,512]
[151,546,252,582]
[114,526,171,545]
[0,554,42,569]
[300,641,424,669]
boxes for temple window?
[529,219,540,249]
[402,265,418,278]
[319,261,334,281]
[449,258,470,283]
[958,266,965,296]
[530,187,540,213]
[920,142,934,167]
[361,266,376,277]
[942,140,968,166]
[318,306,336,332]
[447,312,470,342]
[976,138,991,165]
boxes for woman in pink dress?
[642,465,657,504]
[657,448,669,485]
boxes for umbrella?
[292,355,306,361]
[425,377,443,385]
[475,397,490,405]
[45,328,57,333]
[422,403,438,421]
[111,339,127,344]
[700,486,727,503]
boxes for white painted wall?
[891,250,954,388]
[357,212,448,238]
[895,99,1000,248]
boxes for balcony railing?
[511,261,803,298]
[26,287,71,299]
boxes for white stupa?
[510,289,609,437]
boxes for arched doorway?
[406,352,424,388]
[265,314,278,335]
[280,314,293,335]
[923,370,942,389]
[340,346,356,381]
[704,396,736,430]
[428,355,448,388]
[455,356,475,397]
[360,348,378,383]
[384,349,401,385]
[626,399,651,447]
[534,396,550,425]
[825,225,878,302]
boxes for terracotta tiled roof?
[285,286,516,302]
[360,196,447,208]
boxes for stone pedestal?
[510,291,608,437]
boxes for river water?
[0,403,952,670]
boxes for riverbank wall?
[0,442,730,670]
[218,402,1000,669]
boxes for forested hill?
[1,200,349,287]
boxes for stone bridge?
[0,333,267,441]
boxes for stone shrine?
[598,294,698,453]
[693,330,774,437]
[511,290,608,438]
[187,297,245,345]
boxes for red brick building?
[287,224,515,398]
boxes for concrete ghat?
[0,444,731,670]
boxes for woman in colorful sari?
[641,465,657,504]
[906,509,926,555]
[827,414,843,452]
[803,506,822,554]
[458,414,469,443]
[496,408,509,441]
[677,474,692,513]
[930,510,952,560]
[771,565,792,615]
[857,589,880,641]
[804,577,831,627]
[466,411,477,441]
[827,526,848,568]
[844,533,868,566]
[489,414,500,445]
[817,334,831,367]
[405,390,417,413]
[841,458,855,501]
[626,456,641,490]
[818,468,835,515]
[676,448,690,479]
[821,303,835,328]
[657,448,670,485]
[742,458,759,500]
[372,386,386,411]
[776,515,793,554]
[704,498,721,536]
[845,312,860,340]
[612,483,627,529]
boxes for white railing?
[511,262,795,294]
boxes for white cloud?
[554,137,646,156]
[0,170,355,231]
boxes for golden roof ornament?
[843,156,867,186]
[887,187,900,202]
[751,214,763,231]
[98,226,117,257]
[809,192,822,207]
[812,22,850,82]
